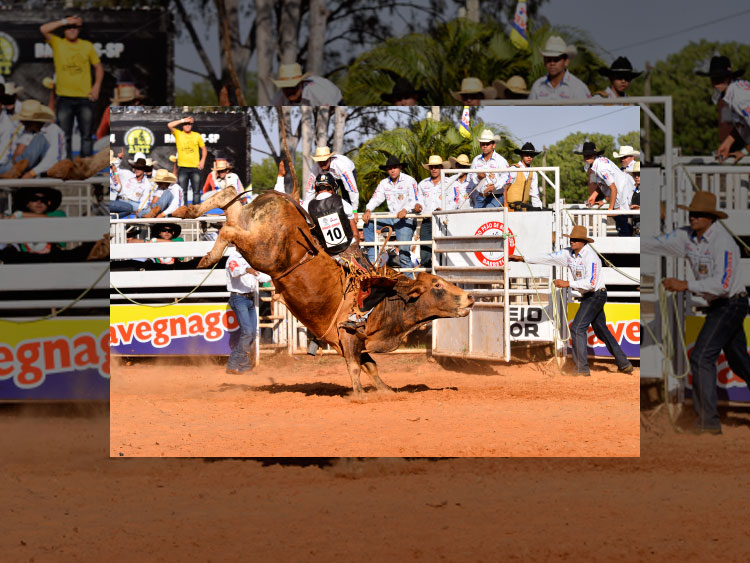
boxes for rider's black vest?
[308,194,354,255]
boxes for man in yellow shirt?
[40,15,103,158]
[168,116,207,204]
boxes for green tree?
[251,154,302,194]
[617,131,641,151]
[354,119,517,211]
[176,72,258,106]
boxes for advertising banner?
[567,303,640,359]
[110,303,242,356]
[684,316,750,403]
[0,318,109,400]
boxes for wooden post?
[277,106,299,200]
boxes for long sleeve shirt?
[116,169,152,204]
[722,79,750,144]
[589,156,635,210]
[444,173,477,210]
[416,176,444,214]
[140,182,184,216]
[509,160,543,208]
[641,223,744,302]
[271,76,343,107]
[526,244,605,293]
[303,154,359,212]
[365,172,420,214]
[469,152,512,197]
[226,249,272,293]
[528,70,591,100]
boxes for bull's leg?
[360,352,394,393]
[340,332,365,396]
[198,225,261,269]
[172,187,240,219]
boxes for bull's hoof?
[197,256,214,269]
[171,205,195,219]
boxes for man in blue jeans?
[510,224,634,376]
[225,246,271,374]
[642,191,750,434]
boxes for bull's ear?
[407,284,428,299]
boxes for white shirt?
[117,169,153,204]
[444,173,477,210]
[509,161,543,208]
[301,191,354,219]
[528,70,591,100]
[303,154,359,212]
[721,80,750,143]
[592,86,625,99]
[527,244,605,293]
[0,112,23,167]
[271,76,343,107]
[16,122,66,176]
[641,223,744,302]
[620,160,636,174]
[140,182,184,216]
[365,172,420,214]
[417,176,444,214]
[588,156,635,210]
[469,151,512,196]
[225,248,272,293]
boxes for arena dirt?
[3,355,749,560]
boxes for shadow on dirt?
[213,382,458,397]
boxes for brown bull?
[173,187,474,395]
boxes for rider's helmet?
[314,172,336,192]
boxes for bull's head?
[405,272,474,319]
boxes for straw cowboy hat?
[562,225,594,243]
[695,55,744,80]
[12,187,62,213]
[447,154,471,168]
[599,57,642,80]
[476,129,497,143]
[677,191,728,219]
[211,159,231,172]
[632,161,640,173]
[613,145,640,158]
[574,141,604,157]
[168,154,178,163]
[272,63,311,88]
[513,142,542,157]
[379,155,405,170]
[12,100,54,123]
[381,77,424,103]
[493,75,529,97]
[110,83,144,104]
[422,155,447,170]
[311,146,334,162]
[152,169,177,184]
[1,81,24,96]
[539,35,577,58]
[451,77,497,101]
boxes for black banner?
[110,108,250,190]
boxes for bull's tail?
[172,187,244,224]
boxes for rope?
[2,265,108,324]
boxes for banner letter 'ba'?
[509,0,529,51]
[459,106,471,139]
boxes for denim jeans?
[474,195,503,208]
[0,133,49,174]
[690,294,750,431]
[136,191,174,217]
[109,199,139,218]
[419,217,432,270]
[363,216,416,277]
[569,290,630,374]
[178,166,202,205]
[615,215,633,237]
[56,96,94,157]
[227,292,257,372]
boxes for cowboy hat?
[450,154,471,167]
[631,161,640,173]
[613,145,640,158]
[599,57,642,80]
[110,83,144,104]
[695,55,744,79]
[311,146,334,162]
[562,225,594,243]
[12,187,63,213]
[574,141,604,157]
[539,35,577,58]
[493,75,529,97]
[677,191,728,219]
[477,129,497,143]
[450,77,497,101]
[513,142,541,157]
[42,77,55,89]
[12,100,55,123]
[152,223,182,238]
[153,169,177,184]
[379,155,405,170]
[1,81,23,96]
[211,159,231,172]
[168,154,177,163]
[381,77,424,103]
[127,152,157,168]
[422,155,447,170]
[272,63,311,88]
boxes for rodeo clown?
[642,191,750,435]
[510,224,634,377]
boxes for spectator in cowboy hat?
[381,77,424,106]
[110,154,153,217]
[97,82,145,140]
[529,36,590,100]
[695,55,750,163]
[493,75,529,100]
[593,57,642,98]
[451,77,497,106]
[416,155,449,269]
[468,128,511,208]
[642,191,750,434]
[507,142,544,210]
[303,146,360,211]
[444,154,477,210]
[140,168,184,218]
[201,158,246,202]
[0,81,24,115]
[612,145,640,173]
[0,100,65,179]
[270,62,342,107]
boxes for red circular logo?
[473,221,515,267]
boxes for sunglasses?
[570,238,587,244]
[428,165,443,169]
[29,194,49,203]
[461,93,482,100]
[544,55,565,63]
[479,142,493,146]
[689,212,713,219]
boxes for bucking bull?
[173,187,474,396]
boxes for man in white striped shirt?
[469,129,511,208]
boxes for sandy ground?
[1,399,749,561]
[109,354,640,457]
